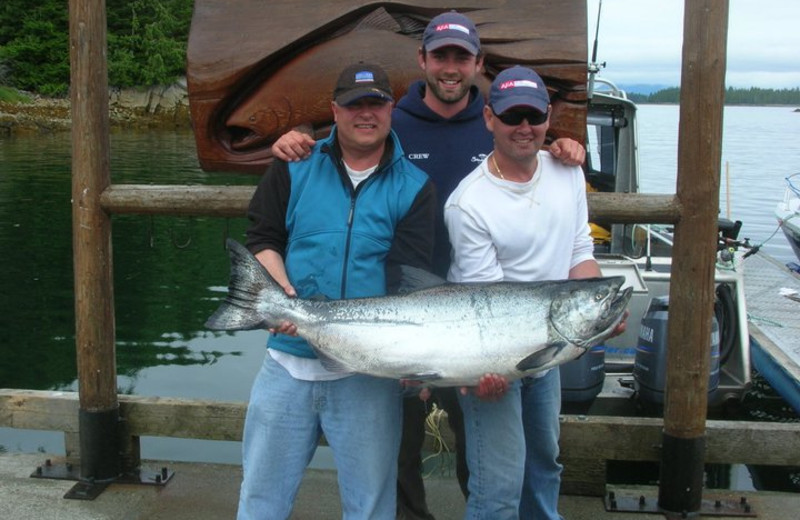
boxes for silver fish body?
[206,240,632,386]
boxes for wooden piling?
[659,0,729,513]
[69,0,121,481]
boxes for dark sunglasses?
[491,108,548,126]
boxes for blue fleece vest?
[271,128,429,358]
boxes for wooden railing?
[3,388,799,496]
[99,185,682,223]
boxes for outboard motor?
[560,344,606,414]
[633,296,720,412]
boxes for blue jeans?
[458,381,525,520]
[520,369,564,520]
[237,354,402,520]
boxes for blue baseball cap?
[423,11,480,55]
[489,66,550,115]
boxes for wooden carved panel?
[187,0,587,173]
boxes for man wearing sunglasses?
[444,65,614,520]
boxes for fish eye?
[595,290,607,301]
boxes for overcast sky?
[586,0,800,89]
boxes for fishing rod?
[587,0,606,100]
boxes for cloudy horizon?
[587,0,800,89]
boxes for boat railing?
[633,223,674,250]
[589,76,629,100]
[779,173,800,230]
[784,172,800,199]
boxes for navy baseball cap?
[423,11,480,55]
[489,66,550,115]
[333,63,394,106]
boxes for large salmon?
[206,240,631,386]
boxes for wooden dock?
[3,387,800,495]
[3,452,800,520]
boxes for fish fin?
[311,348,352,374]
[396,266,447,294]
[306,293,330,302]
[293,274,327,300]
[205,239,282,331]
[352,8,425,35]
[393,14,427,34]
[353,7,402,32]
[516,342,568,371]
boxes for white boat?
[774,172,800,263]
[559,77,752,415]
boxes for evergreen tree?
[107,0,193,88]
[0,2,69,95]
[627,86,800,105]
[0,0,193,95]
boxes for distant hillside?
[621,86,800,105]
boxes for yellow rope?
[420,404,454,478]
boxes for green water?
[0,130,260,390]
[0,130,266,460]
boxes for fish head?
[226,102,291,151]
[549,276,632,349]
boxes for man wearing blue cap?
[270,12,586,520]
[392,16,583,520]
[445,65,623,520]
[239,62,436,520]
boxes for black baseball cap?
[333,63,394,106]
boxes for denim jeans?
[458,380,525,519]
[520,369,564,520]
[237,354,403,520]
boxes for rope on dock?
[422,405,455,478]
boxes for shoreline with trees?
[1,1,798,132]
[626,86,800,105]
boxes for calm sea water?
[637,104,800,263]
[0,104,798,465]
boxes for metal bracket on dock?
[604,491,756,517]
[30,458,174,500]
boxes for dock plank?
[3,453,800,520]
[3,389,799,466]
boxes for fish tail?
[205,239,286,331]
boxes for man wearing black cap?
[445,65,624,520]
[238,62,436,520]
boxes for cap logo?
[499,79,539,91]
[435,23,470,35]
[354,71,375,83]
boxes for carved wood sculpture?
[187,0,587,173]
